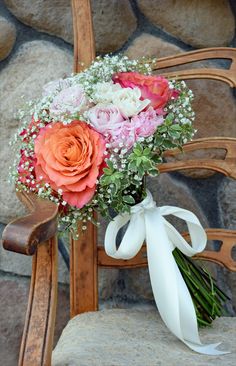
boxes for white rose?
[92,81,122,103]
[112,87,150,118]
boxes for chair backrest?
[70,0,236,318]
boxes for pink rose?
[113,72,173,111]
[87,104,125,135]
[49,85,87,118]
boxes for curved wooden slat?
[98,229,236,271]
[2,191,58,255]
[158,137,236,179]
[152,47,236,87]
[72,0,95,72]
[18,237,58,366]
[98,245,147,269]
[193,229,236,272]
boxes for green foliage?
[173,248,229,326]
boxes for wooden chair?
[2,0,236,365]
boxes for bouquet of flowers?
[11,55,195,233]
[10,54,228,353]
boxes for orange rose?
[34,121,106,208]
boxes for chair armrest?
[2,191,58,255]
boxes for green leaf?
[168,130,181,139]
[143,147,151,156]
[152,155,162,164]
[136,157,143,167]
[165,112,174,123]
[154,136,164,146]
[103,167,112,176]
[106,160,114,171]
[137,165,145,176]
[148,169,159,176]
[133,143,143,156]
[123,195,135,205]
[163,140,177,149]
[157,125,167,133]
[170,124,182,131]
[128,161,138,171]
[100,175,112,186]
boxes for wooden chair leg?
[18,237,58,366]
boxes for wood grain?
[70,221,98,318]
[72,0,95,72]
[18,237,58,366]
[193,229,236,271]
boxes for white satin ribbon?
[104,190,228,355]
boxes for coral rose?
[113,72,173,111]
[34,121,106,208]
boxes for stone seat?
[52,309,236,366]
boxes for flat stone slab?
[52,309,236,366]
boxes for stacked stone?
[0,1,235,364]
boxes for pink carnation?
[130,107,163,137]
[49,85,87,118]
[87,104,125,135]
[109,107,163,150]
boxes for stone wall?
[0,0,236,313]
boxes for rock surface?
[218,178,236,230]
[52,309,236,366]
[0,16,16,61]
[218,177,236,312]
[137,0,235,48]
[125,33,183,59]
[189,79,236,140]
[5,0,73,43]
[0,40,73,223]
[4,0,137,53]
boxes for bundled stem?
[173,248,229,327]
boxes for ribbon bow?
[104,190,228,355]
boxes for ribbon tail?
[184,341,229,355]
[145,208,229,355]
